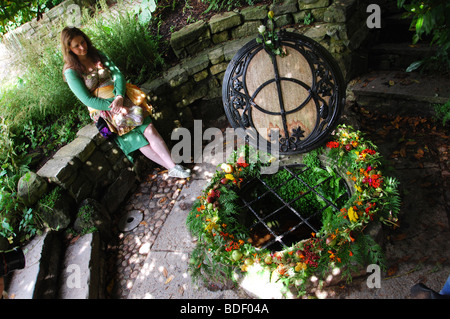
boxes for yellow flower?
[268,10,274,19]
[295,262,307,272]
[355,185,362,192]
[225,174,235,181]
[348,207,358,222]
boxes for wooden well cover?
[222,31,346,154]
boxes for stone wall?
[16,123,144,237]
[36,123,140,213]
[141,0,381,133]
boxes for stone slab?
[351,70,450,105]
[58,233,97,299]
[6,234,46,299]
[128,179,242,299]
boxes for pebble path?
[105,167,191,299]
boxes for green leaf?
[406,60,423,72]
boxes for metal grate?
[238,164,350,251]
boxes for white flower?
[258,25,266,34]
[265,40,272,45]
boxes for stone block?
[76,123,100,141]
[181,82,209,107]
[324,0,356,23]
[37,156,81,187]
[299,0,330,10]
[240,5,268,21]
[83,150,113,184]
[193,70,209,82]
[67,172,96,203]
[209,11,242,34]
[231,21,261,38]
[140,77,170,96]
[274,14,294,28]
[102,168,137,214]
[185,36,212,56]
[58,232,104,299]
[212,30,229,44]
[210,62,228,76]
[165,65,189,88]
[17,171,48,207]
[170,20,209,51]
[270,0,298,15]
[208,46,225,65]
[302,23,328,40]
[223,36,255,61]
[53,136,96,163]
[182,54,210,76]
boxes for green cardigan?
[64,53,151,157]
[63,52,126,110]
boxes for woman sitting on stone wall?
[60,26,190,178]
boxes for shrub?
[398,0,450,73]
[82,0,164,85]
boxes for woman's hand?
[109,95,127,114]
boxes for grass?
[0,0,164,247]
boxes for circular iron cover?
[222,31,346,154]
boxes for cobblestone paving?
[105,167,190,299]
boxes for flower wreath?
[186,125,401,297]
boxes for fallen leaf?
[387,264,398,277]
[70,235,80,244]
[140,220,147,226]
[163,267,168,278]
[393,233,407,241]
[165,275,174,284]
[414,148,424,159]
[399,147,407,158]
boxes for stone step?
[349,70,450,116]
[5,231,63,299]
[57,232,105,299]
[369,42,437,71]
[4,231,103,299]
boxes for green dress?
[64,52,151,157]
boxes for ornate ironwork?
[222,31,346,155]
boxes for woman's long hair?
[61,26,101,77]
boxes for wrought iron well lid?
[222,31,346,154]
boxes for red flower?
[326,141,340,149]
[237,156,250,168]
[362,149,376,155]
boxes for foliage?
[398,0,450,73]
[256,10,287,57]
[201,0,255,13]
[0,0,64,35]
[186,126,401,296]
[82,0,164,85]
[433,100,450,126]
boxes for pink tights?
[139,123,175,170]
